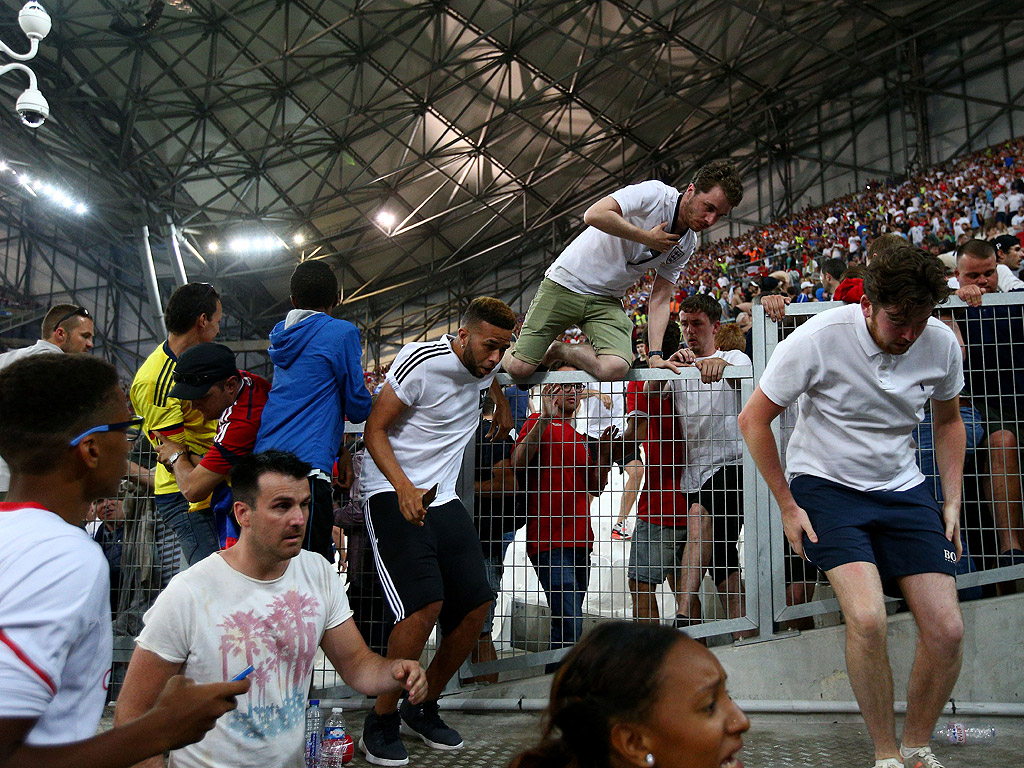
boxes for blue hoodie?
[255,310,372,472]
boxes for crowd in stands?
[5,137,1023,761]
[536,137,1024,351]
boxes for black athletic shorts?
[686,465,742,586]
[366,492,494,634]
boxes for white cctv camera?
[18,2,51,41]
[16,87,48,128]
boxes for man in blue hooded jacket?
[255,260,372,561]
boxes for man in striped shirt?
[358,297,514,766]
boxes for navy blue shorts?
[790,475,957,594]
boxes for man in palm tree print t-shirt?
[114,451,426,768]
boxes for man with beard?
[739,246,965,768]
[358,297,514,766]
[503,161,743,381]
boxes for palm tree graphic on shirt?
[218,589,322,737]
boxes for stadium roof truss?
[0,0,1020,364]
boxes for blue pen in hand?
[231,665,255,681]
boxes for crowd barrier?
[98,293,1024,699]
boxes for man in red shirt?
[512,362,609,655]
[155,343,271,549]
[622,322,697,625]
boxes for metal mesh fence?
[101,294,1024,695]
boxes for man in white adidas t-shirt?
[0,354,247,768]
[503,161,743,382]
[739,247,965,768]
[358,297,515,766]
[115,451,426,768]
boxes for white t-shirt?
[136,551,352,768]
[360,337,498,505]
[669,349,750,492]
[758,303,963,492]
[545,180,696,298]
[997,263,1024,292]
[0,504,111,746]
[577,381,626,439]
[0,341,64,492]
[1008,192,1024,213]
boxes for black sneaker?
[399,698,464,750]
[359,709,409,766]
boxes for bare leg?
[676,503,713,619]
[617,459,644,527]
[422,602,491,700]
[898,572,964,749]
[826,561,900,761]
[629,578,661,623]
[501,349,539,380]
[983,430,1023,554]
[543,341,630,381]
[783,580,817,632]
[375,601,443,715]
[718,571,756,640]
[469,633,499,685]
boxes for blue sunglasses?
[69,416,144,447]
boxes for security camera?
[16,88,48,128]
[18,2,51,41]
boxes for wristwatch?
[166,451,184,466]
[648,350,663,358]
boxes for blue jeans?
[155,492,219,567]
[913,405,986,601]
[529,547,590,650]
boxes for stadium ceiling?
[0,0,1017,349]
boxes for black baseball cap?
[170,343,239,399]
[992,234,1020,254]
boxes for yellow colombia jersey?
[130,341,217,509]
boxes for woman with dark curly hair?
[509,621,749,768]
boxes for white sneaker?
[874,759,903,768]
[901,746,946,768]
[611,520,631,540]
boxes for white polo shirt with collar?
[758,303,963,493]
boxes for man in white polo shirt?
[359,297,514,766]
[0,354,247,768]
[502,161,743,381]
[739,245,965,768]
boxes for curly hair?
[715,322,747,352]
[680,293,722,323]
[863,245,951,314]
[290,260,339,310]
[462,296,516,331]
[693,160,743,207]
[0,355,120,475]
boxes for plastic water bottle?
[304,699,323,767]
[321,707,355,766]
[933,722,996,745]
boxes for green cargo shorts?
[511,278,634,366]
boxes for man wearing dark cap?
[154,343,271,549]
[991,234,1024,291]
